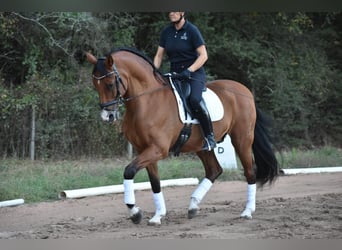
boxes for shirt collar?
[172,20,189,31]
[181,20,189,30]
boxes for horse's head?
[86,52,124,123]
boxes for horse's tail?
[252,107,279,186]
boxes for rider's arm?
[154,46,165,69]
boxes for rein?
[124,85,170,103]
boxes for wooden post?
[30,105,36,161]
[127,142,133,159]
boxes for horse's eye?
[107,83,114,90]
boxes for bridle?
[93,60,169,110]
[92,62,127,109]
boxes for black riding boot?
[192,100,217,151]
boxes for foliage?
[0,12,341,159]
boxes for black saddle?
[165,73,193,119]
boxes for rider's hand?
[179,69,192,80]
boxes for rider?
[153,12,216,151]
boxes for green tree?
[0,12,341,159]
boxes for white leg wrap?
[246,183,256,211]
[189,178,213,210]
[153,192,166,216]
[149,192,166,225]
[240,183,256,219]
[123,179,135,205]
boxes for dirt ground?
[0,172,341,239]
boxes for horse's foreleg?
[149,192,166,225]
[146,164,166,225]
[188,151,223,219]
[123,179,143,224]
[188,177,213,218]
[123,160,143,224]
[123,146,166,224]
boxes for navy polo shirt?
[159,20,205,71]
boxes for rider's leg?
[191,99,217,151]
[188,74,216,151]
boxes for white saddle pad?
[170,82,224,124]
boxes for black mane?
[111,47,161,74]
[110,47,166,84]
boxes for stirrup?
[202,137,216,151]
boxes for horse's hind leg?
[232,137,257,219]
[188,151,223,219]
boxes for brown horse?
[86,47,279,225]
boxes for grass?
[0,146,341,203]
[276,146,342,169]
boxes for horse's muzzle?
[100,109,120,123]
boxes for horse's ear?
[85,51,97,65]
[106,54,114,68]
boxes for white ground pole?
[0,198,25,208]
[59,167,342,199]
[59,178,199,199]
[281,166,342,175]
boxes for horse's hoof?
[130,209,143,224]
[240,208,253,219]
[148,214,164,226]
[148,221,161,226]
[148,220,162,226]
[188,208,198,219]
[240,214,253,219]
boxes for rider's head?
[168,12,185,24]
